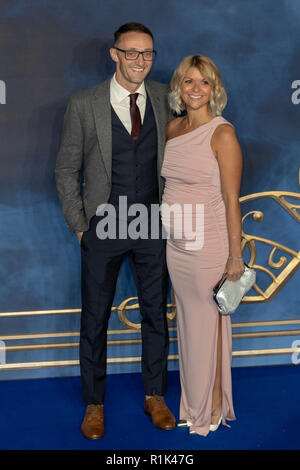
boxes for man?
[55,22,175,439]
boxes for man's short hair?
[114,22,154,45]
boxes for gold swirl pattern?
[117,296,177,330]
[240,191,300,303]
[240,191,300,223]
[118,191,300,327]
[113,192,300,327]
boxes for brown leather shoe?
[81,404,104,439]
[144,395,176,430]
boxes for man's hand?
[76,232,83,245]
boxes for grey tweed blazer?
[55,77,172,233]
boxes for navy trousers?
[80,216,169,404]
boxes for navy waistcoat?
[108,97,159,211]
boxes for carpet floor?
[0,364,299,451]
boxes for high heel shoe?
[209,415,222,432]
[189,416,222,434]
[177,420,193,427]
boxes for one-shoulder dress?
[161,116,236,436]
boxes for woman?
[161,55,244,436]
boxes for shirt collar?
[110,73,146,104]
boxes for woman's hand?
[225,257,244,281]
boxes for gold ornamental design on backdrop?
[117,191,300,328]
[0,193,299,332]
[241,191,300,303]
[0,193,299,371]
[117,294,176,330]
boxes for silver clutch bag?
[213,264,256,315]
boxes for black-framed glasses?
[114,47,157,61]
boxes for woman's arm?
[211,124,244,281]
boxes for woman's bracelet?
[228,256,243,261]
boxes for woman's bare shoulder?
[166,117,184,140]
[213,123,236,143]
[211,123,240,157]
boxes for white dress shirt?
[110,73,147,134]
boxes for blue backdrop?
[0,0,299,379]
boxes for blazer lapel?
[91,78,167,184]
[145,81,166,170]
[91,79,112,181]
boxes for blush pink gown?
[161,116,236,436]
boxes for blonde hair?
[169,55,227,116]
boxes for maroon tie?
[129,93,142,142]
